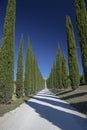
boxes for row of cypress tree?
[24,38,44,97]
[47,45,70,89]
[16,35,44,98]
[0,0,44,103]
[47,0,87,90]
[75,0,87,84]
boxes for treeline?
[0,0,44,104]
[47,45,71,89]
[47,0,87,90]
[16,36,44,98]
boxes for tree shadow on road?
[25,98,87,130]
[32,97,76,111]
[71,101,87,114]
[37,94,59,99]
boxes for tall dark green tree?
[29,46,33,94]
[47,78,50,88]
[33,56,38,92]
[50,68,54,88]
[75,0,87,83]
[35,58,44,91]
[24,41,30,96]
[66,16,80,89]
[16,35,23,98]
[52,63,56,88]
[56,45,62,88]
[31,56,35,93]
[24,38,32,96]
[36,64,44,91]
[34,57,38,91]
[24,38,44,96]
[62,54,68,88]
[0,0,16,103]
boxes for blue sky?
[0,0,87,80]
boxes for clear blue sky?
[0,0,87,80]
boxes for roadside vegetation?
[52,85,87,114]
[47,0,87,115]
[0,97,27,117]
[0,0,44,105]
[0,83,32,117]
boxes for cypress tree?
[24,38,44,95]
[52,63,56,88]
[24,38,32,96]
[62,54,68,88]
[56,45,62,88]
[35,58,42,91]
[24,42,30,96]
[31,56,35,94]
[47,63,56,89]
[66,16,80,89]
[32,57,35,93]
[30,46,33,94]
[0,48,2,98]
[47,71,51,89]
[50,68,54,88]
[37,67,40,90]
[0,0,16,103]
[39,68,44,90]
[33,56,36,92]
[36,63,44,91]
[24,44,29,96]
[75,0,87,83]
[34,57,38,91]
[16,35,24,98]
[47,78,49,88]
[33,56,37,92]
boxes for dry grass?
[52,85,87,114]
[0,84,29,116]
[0,84,36,117]
[0,96,29,117]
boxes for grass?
[0,83,37,117]
[0,96,29,117]
[0,84,30,117]
[0,87,36,117]
[51,85,87,115]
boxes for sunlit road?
[0,88,87,130]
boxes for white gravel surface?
[0,88,87,130]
